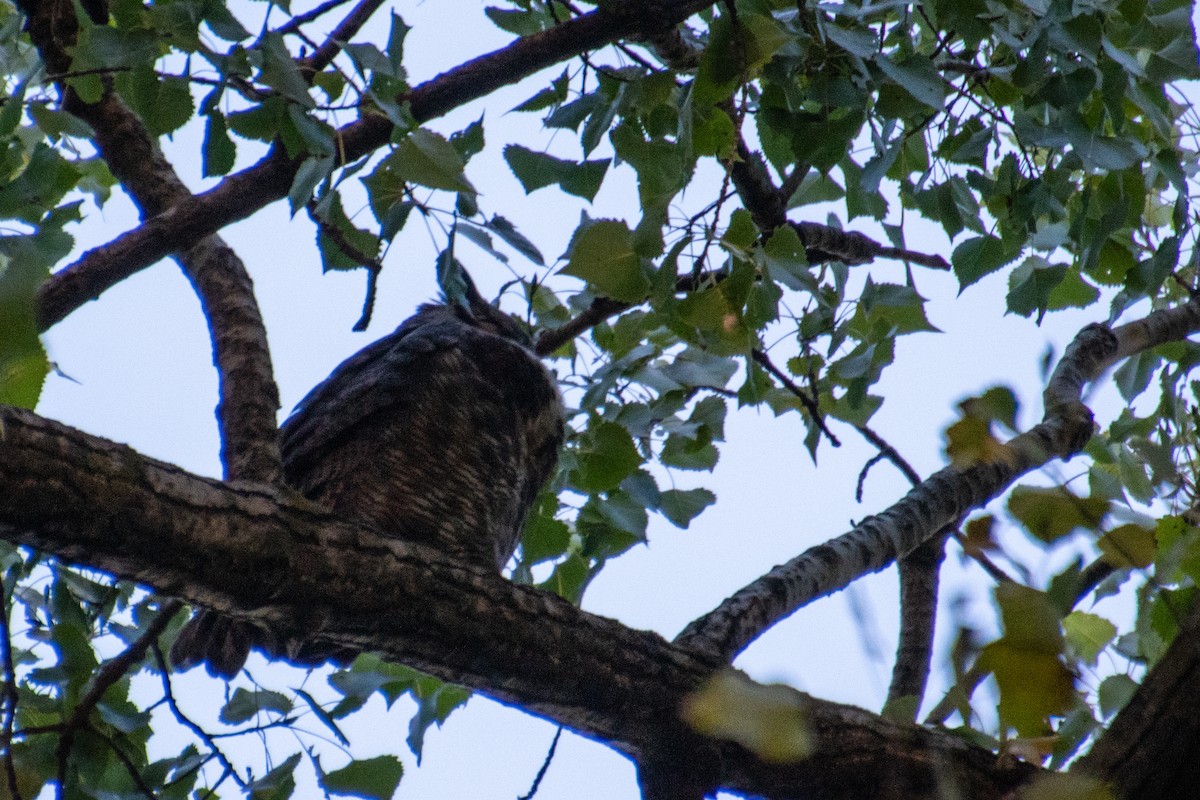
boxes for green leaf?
[1006,255,1067,320]
[202,112,236,177]
[316,193,381,271]
[485,215,544,265]
[1098,523,1156,569]
[248,753,301,800]
[449,116,485,164]
[295,689,349,746]
[259,33,315,107]
[1008,486,1109,543]
[319,756,403,800]
[0,249,49,409]
[1097,673,1138,719]
[953,234,1017,290]
[521,515,571,564]
[219,688,293,725]
[658,488,716,529]
[875,53,945,110]
[562,219,649,302]
[571,421,643,492]
[389,129,475,194]
[503,145,609,201]
[1062,611,1116,665]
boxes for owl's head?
[439,257,534,348]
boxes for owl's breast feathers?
[279,303,564,568]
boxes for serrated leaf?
[953,235,1016,290]
[295,688,349,746]
[320,756,403,800]
[875,53,945,110]
[521,515,571,564]
[571,421,643,492]
[485,215,544,265]
[1063,611,1116,666]
[248,753,301,800]
[203,112,236,177]
[503,145,609,201]
[658,488,716,528]
[562,219,649,302]
[390,129,475,194]
[219,688,292,725]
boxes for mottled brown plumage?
[171,282,564,678]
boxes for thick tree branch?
[676,302,1200,663]
[35,0,718,330]
[0,405,1038,800]
[1074,599,1200,799]
[22,0,281,483]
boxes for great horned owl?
[171,276,564,678]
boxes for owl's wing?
[279,305,466,473]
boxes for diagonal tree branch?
[35,0,719,330]
[21,0,282,483]
[0,404,1039,800]
[675,300,1200,663]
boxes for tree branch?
[22,0,282,483]
[1074,598,1200,798]
[299,0,389,75]
[675,303,1200,663]
[0,405,1038,800]
[35,0,719,330]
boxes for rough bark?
[0,405,1038,800]
[22,0,281,483]
[1074,601,1200,800]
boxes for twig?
[89,726,160,800]
[150,645,247,790]
[300,0,391,74]
[274,0,357,36]
[55,601,183,793]
[517,727,562,800]
[750,348,841,447]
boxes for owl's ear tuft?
[436,249,491,316]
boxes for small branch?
[274,0,356,37]
[150,645,248,790]
[854,423,921,485]
[517,727,562,800]
[55,601,183,792]
[535,297,632,356]
[751,348,841,447]
[299,0,389,75]
[851,424,945,717]
[89,726,160,800]
[676,302,1200,663]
